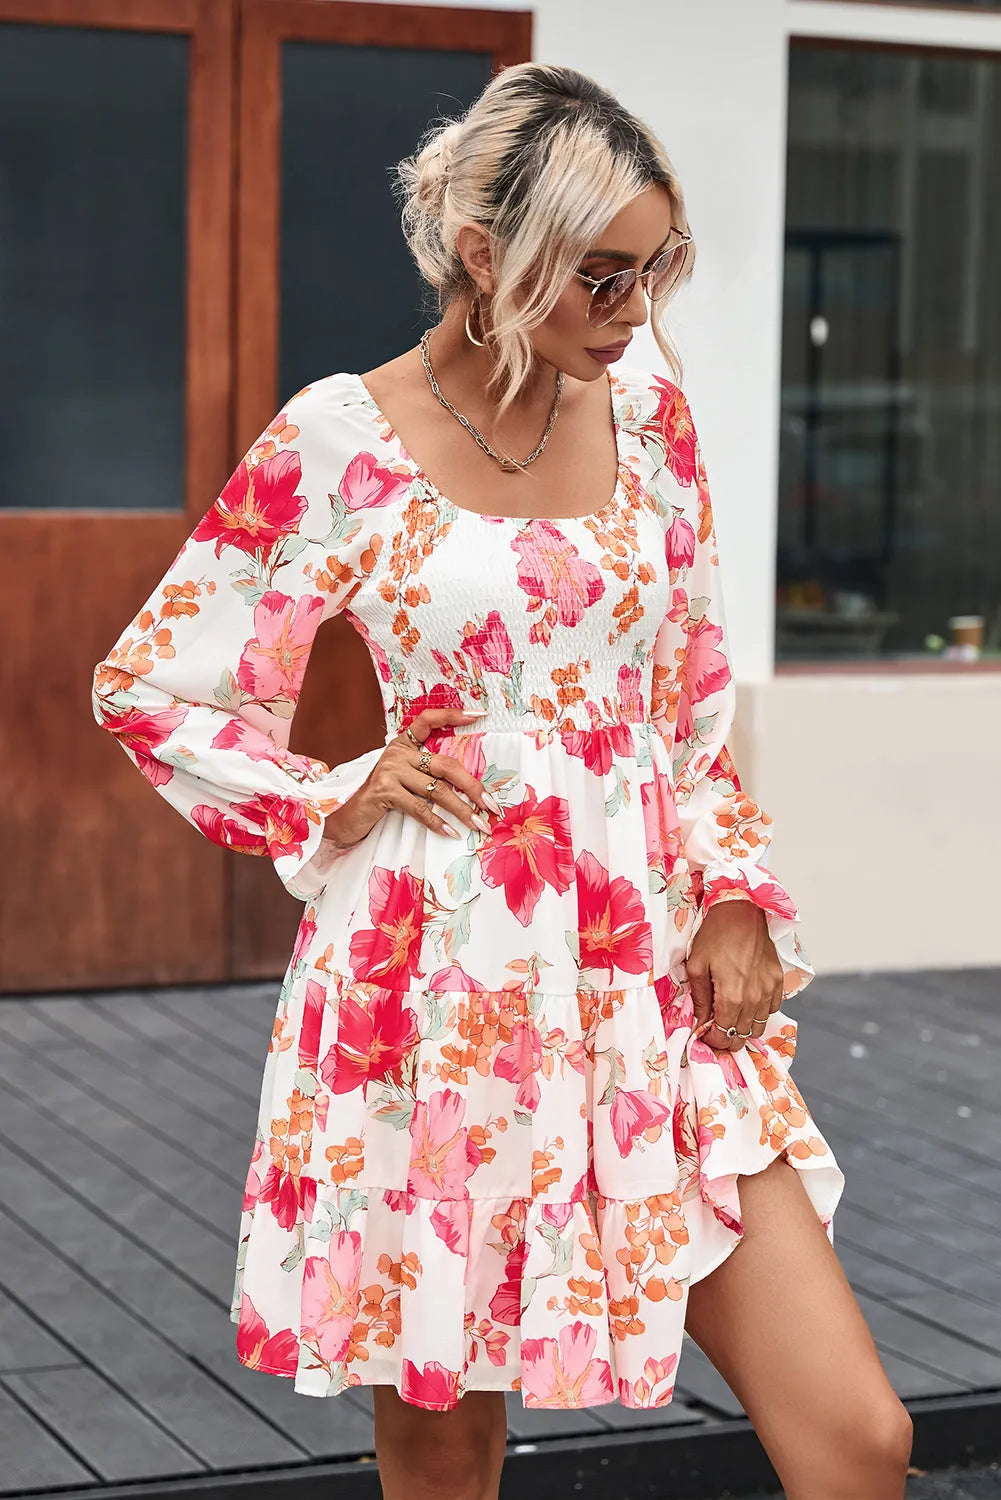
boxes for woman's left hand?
[686,899,785,1052]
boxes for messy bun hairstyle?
[393,62,695,422]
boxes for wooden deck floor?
[0,967,998,1494]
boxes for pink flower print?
[575,850,653,978]
[430,732,488,784]
[479,788,576,926]
[193,448,307,561]
[190,804,268,856]
[260,1159,316,1231]
[521,1321,614,1408]
[230,789,315,866]
[408,1088,481,1199]
[641,768,683,868]
[300,1229,362,1364]
[493,1021,543,1113]
[237,590,325,704]
[610,1089,671,1157]
[463,610,514,674]
[540,1203,574,1231]
[665,513,696,572]
[401,682,465,737]
[677,614,730,741]
[291,911,317,970]
[320,985,419,1096]
[651,379,697,486]
[400,1359,462,1411]
[513,523,605,646]
[339,451,410,512]
[705,870,798,922]
[430,1200,472,1256]
[235,1293,300,1376]
[349,866,426,985]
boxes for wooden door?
[0,0,236,992]
[1,0,530,993]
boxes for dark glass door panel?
[0,22,187,511]
[279,42,493,394]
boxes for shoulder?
[612,360,702,492]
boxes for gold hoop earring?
[465,293,487,348]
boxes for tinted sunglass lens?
[649,245,686,300]
[588,270,636,325]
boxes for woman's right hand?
[321,707,502,848]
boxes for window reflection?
[778,45,1001,663]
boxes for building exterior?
[1,0,997,988]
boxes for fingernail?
[482,793,502,815]
[441,823,462,839]
[460,711,487,718]
[471,813,491,833]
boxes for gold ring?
[404,725,422,748]
[424,777,438,805]
[752,1016,769,1025]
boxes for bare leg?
[373,1386,508,1500]
[684,1156,913,1500]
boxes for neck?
[424,300,561,432]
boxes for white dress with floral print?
[92,363,844,1413]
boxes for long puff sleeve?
[648,381,815,998]
[91,376,398,901]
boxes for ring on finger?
[711,1021,753,1040]
[418,746,433,773]
[424,777,439,807]
[404,725,422,748]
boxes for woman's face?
[531,182,678,381]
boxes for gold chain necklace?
[419,327,564,473]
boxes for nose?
[622,273,649,327]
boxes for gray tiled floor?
[0,966,998,1494]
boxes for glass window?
[280,43,494,395]
[777,44,1001,663]
[0,23,187,511]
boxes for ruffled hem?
[228,1002,844,1409]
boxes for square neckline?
[352,366,626,527]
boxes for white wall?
[360,0,1001,971]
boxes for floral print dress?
[91,362,844,1413]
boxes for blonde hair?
[393,62,695,427]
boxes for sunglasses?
[575,231,693,328]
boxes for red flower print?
[665,513,696,571]
[489,1238,527,1326]
[233,790,315,866]
[349,866,426,984]
[560,720,634,776]
[300,1229,362,1363]
[400,1359,462,1411]
[402,682,465,737]
[479,787,574,925]
[493,1020,543,1113]
[408,1088,482,1199]
[259,1159,316,1230]
[292,911,318,970]
[100,702,186,788]
[299,978,326,1072]
[521,1321,614,1408]
[641,769,683,867]
[190,804,269,855]
[319,985,419,1095]
[575,850,653,977]
[513,523,605,645]
[193,449,307,561]
[463,610,514,674]
[237,590,325,703]
[618,663,643,719]
[339,451,410,512]
[235,1293,300,1375]
[610,1088,671,1157]
[651,379,697,486]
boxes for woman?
[92,62,913,1500]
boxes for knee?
[405,1421,494,1498]
[842,1396,913,1486]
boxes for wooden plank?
[3,1366,199,1481]
[0,1288,78,1374]
[852,1292,1001,1388]
[833,1205,1001,1300]
[0,1382,95,1490]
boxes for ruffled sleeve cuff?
[270,746,385,901]
[685,856,816,1000]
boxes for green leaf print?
[214,668,243,711]
[280,1220,305,1273]
[596,1045,626,1108]
[293,1066,317,1099]
[444,851,477,900]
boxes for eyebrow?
[581,231,676,264]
